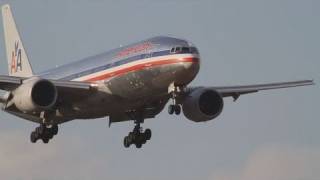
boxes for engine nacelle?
[12,78,58,113]
[182,88,224,122]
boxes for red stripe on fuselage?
[84,57,199,82]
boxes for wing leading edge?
[0,75,97,91]
[0,75,23,90]
[0,75,98,103]
[210,80,314,101]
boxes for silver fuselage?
[31,36,200,123]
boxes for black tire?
[37,125,46,135]
[168,105,175,115]
[141,138,147,145]
[174,105,181,115]
[30,132,37,143]
[47,132,54,139]
[144,129,152,141]
[42,137,49,144]
[52,125,58,135]
[123,136,130,148]
[35,127,39,133]
[128,132,134,142]
[135,143,142,149]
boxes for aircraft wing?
[210,80,314,101]
[0,75,98,102]
[50,79,99,102]
[0,75,23,91]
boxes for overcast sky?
[0,0,319,180]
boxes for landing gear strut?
[30,124,58,144]
[123,119,151,148]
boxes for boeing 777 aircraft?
[0,4,314,148]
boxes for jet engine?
[182,88,224,122]
[12,78,58,113]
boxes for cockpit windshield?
[182,47,189,53]
[170,46,199,54]
[190,47,199,54]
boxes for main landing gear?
[30,124,58,143]
[123,121,151,148]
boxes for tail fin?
[1,4,33,77]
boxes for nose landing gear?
[168,104,181,115]
[168,83,184,115]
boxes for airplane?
[0,4,314,148]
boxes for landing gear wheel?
[30,124,59,144]
[42,137,49,144]
[174,105,181,115]
[51,125,58,135]
[47,132,54,139]
[135,143,142,148]
[124,136,130,148]
[168,105,175,115]
[169,105,181,115]
[144,129,152,141]
[36,126,44,134]
[128,132,134,142]
[30,132,37,143]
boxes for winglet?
[2,4,33,77]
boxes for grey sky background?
[0,0,319,179]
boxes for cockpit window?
[170,46,197,54]
[190,47,199,54]
[182,47,190,53]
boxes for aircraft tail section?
[1,4,33,77]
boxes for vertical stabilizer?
[2,4,33,77]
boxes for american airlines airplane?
[0,4,314,148]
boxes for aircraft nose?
[173,55,200,85]
[183,55,200,70]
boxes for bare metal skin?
[0,4,314,148]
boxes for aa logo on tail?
[11,40,22,73]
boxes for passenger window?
[175,47,181,52]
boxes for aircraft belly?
[61,92,122,119]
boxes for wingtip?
[311,79,315,85]
[305,79,315,85]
